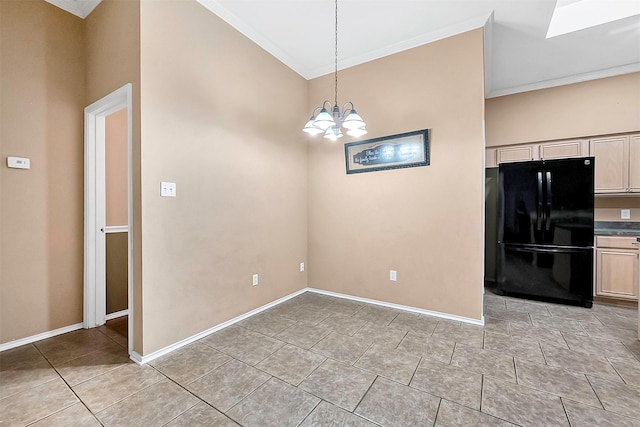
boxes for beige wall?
[106,233,128,314]
[139,0,308,354]
[485,73,640,147]
[105,107,128,226]
[307,29,486,321]
[595,197,640,222]
[0,0,85,343]
[85,0,142,351]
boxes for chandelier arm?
[342,101,355,113]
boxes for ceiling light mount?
[303,0,367,140]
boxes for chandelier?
[302,0,367,140]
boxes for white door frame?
[84,83,134,355]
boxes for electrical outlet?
[621,209,631,220]
[390,270,397,281]
[160,181,176,197]
[300,262,305,272]
[252,274,259,286]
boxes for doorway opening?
[84,83,133,356]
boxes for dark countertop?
[594,221,640,237]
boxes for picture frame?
[344,129,430,174]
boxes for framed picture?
[344,129,430,174]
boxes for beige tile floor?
[1,291,639,426]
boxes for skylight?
[546,0,640,38]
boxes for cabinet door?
[539,139,588,160]
[596,248,639,300]
[629,134,640,192]
[496,145,537,164]
[590,136,629,194]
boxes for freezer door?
[542,158,594,247]
[499,161,544,245]
[497,243,593,306]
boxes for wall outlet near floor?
[252,274,259,286]
[390,270,397,282]
[621,209,631,220]
[300,262,305,272]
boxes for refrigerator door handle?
[545,171,552,231]
[537,171,543,231]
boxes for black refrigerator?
[496,157,594,308]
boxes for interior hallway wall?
[0,0,85,344]
[307,29,486,321]
[85,0,142,351]
[139,0,309,354]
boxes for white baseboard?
[306,287,485,326]
[106,309,129,321]
[129,288,308,365]
[132,286,483,364]
[1,286,483,361]
[0,323,84,352]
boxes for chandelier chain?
[334,0,338,107]
[302,0,366,139]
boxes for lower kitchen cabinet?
[595,236,639,301]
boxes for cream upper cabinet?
[590,134,637,194]
[539,139,588,160]
[595,236,639,301]
[495,145,538,164]
[488,139,589,167]
[629,134,640,192]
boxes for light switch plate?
[300,262,305,272]
[7,157,30,169]
[252,274,259,286]
[621,209,631,220]
[160,182,176,197]
[390,270,397,281]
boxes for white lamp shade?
[313,108,336,130]
[324,126,343,141]
[342,110,365,129]
[303,118,324,135]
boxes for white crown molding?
[487,62,640,98]
[45,0,102,19]
[196,0,306,78]
[0,323,83,352]
[197,0,492,81]
[304,12,493,80]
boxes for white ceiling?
[50,0,640,98]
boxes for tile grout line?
[155,366,234,426]
[583,374,607,411]
[30,343,105,426]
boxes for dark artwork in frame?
[344,129,430,174]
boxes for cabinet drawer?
[596,235,639,250]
